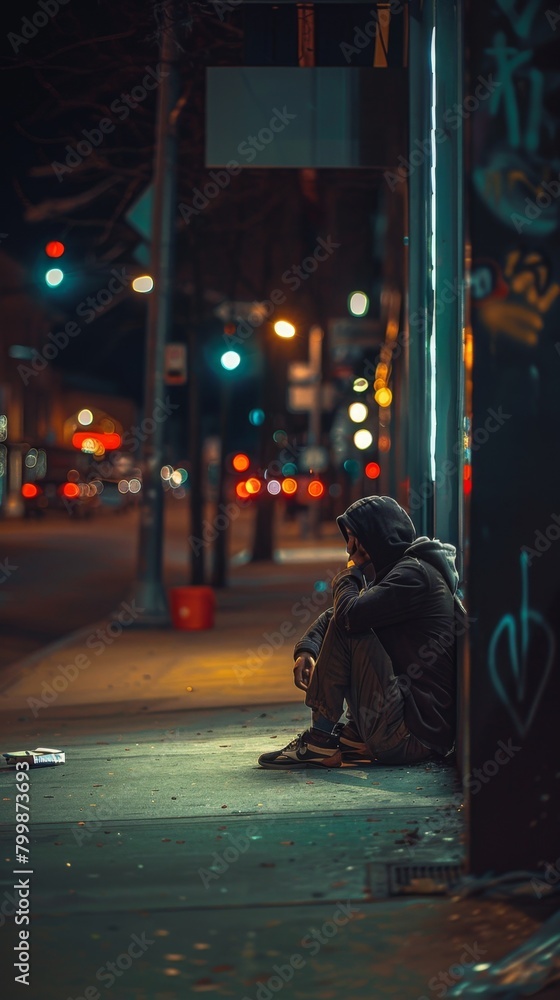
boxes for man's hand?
[352,542,371,567]
[347,535,371,568]
[293,653,316,691]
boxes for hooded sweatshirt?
[293,496,464,754]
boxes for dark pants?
[305,618,433,764]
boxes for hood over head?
[337,496,416,579]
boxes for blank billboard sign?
[206,67,406,169]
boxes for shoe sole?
[258,750,343,770]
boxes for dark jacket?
[293,496,465,754]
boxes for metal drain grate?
[387,862,465,896]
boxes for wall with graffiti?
[468,0,560,872]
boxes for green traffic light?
[45,268,64,287]
[220,350,241,371]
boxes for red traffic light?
[365,462,381,479]
[45,241,65,258]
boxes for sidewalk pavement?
[0,554,346,718]
[0,548,555,999]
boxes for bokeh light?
[62,482,80,498]
[343,459,360,477]
[45,241,65,258]
[221,350,241,371]
[267,480,281,495]
[232,453,250,472]
[348,291,369,316]
[281,478,297,495]
[353,378,368,393]
[378,434,391,452]
[249,409,265,426]
[274,320,296,338]
[348,402,368,423]
[45,268,64,287]
[375,387,393,407]
[246,477,262,494]
[365,461,381,479]
[77,409,93,426]
[132,275,154,293]
[281,462,297,476]
[308,480,324,498]
[354,429,373,450]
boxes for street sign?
[125,184,154,242]
[165,343,187,385]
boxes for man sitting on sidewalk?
[258,495,465,769]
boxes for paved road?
[0,510,141,671]
[0,503,340,673]
[0,501,214,672]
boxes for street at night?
[0,500,244,671]
[2,1,560,999]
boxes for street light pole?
[133,0,179,624]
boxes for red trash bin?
[169,586,216,630]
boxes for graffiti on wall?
[472,3,560,232]
[471,249,559,348]
[488,551,555,737]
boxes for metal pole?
[189,243,205,585]
[211,376,232,588]
[406,0,433,537]
[133,0,179,624]
[433,0,464,563]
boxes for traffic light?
[365,461,381,480]
[220,322,242,371]
[44,240,65,287]
[220,349,241,371]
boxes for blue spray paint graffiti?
[488,550,555,737]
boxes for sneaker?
[257,731,342,770]
[335,722,373,764]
